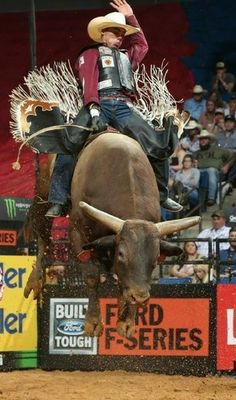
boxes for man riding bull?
[46,0,183,217]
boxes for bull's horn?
[155,216,201,236]
[79,201,124,233]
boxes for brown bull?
[24,132,200,338]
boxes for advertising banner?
[99,298,209,356]
[0,256,37,352]
[217,285,236,370]
[0,197,31,222]
[0,230,17,246]
[49,298,97,355]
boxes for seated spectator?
[184,85,206,121]
[170,241,204,278]
[211,61,236,102]
[192,264,209,284]
[213,108,225,134]
[172,154,200,209]
[169,143,187,175]
[224,203,236,227]
[179,120,200,154]
[216,115,236,152]
[208,89,225,108]
[192,129,235,206]
[218,227,236,275]
[199,99,216,132]
[197,209,231,257]
[224,93,236,119]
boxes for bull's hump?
[93,133,142,154]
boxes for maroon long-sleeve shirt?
[75,14,149,106]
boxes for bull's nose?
[129,289,150,305]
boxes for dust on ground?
[0,370,236,400]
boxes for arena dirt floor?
[0,370,236,400]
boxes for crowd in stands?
[167,60,236,216]
[154,221,236,285]
[158,60,236,284]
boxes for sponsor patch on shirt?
[101,56,114,68]
[99,46,112,55]
[98,79,112,90]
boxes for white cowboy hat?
[192,84,204,94]
[87,12,140,43]
[184,120,201,130]
[198,129,215,140]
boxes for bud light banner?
[49,298,97,355]
[217,285,236,370]
[0,256,37,352]
[0,197,31,221]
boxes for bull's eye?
[118,249,126,262]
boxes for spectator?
[184,85,206,121]
[197,209,231,257]
[192,130,235,206]
[208,89,225,109]
[170,241,204,278]
[179,120,200,154]
[199,99,216,133]
[218,227,236,275]
[213,108,225,134]
[192,264,209,284]
[172,154,200,209]
[224,93,236,119]
[216,115,236,152]
[211,61,236,102]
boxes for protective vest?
[97,46,135,93]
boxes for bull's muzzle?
[124,286,150,306]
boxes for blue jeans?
[48,99,176,204]
[201,167,219,201]
[48,154,75,204]
[187,189,199,207]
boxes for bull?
[24,131,200,339]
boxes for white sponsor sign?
[49,298,97,355]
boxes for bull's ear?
[160,240,183,256]
[155,216,201,236]
[83,235,116,250]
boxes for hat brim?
[88,16,140,43]
[198,133,215,140]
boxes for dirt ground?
[0,370,236,400]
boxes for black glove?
[89,103,107,133]
[90,115,107,133]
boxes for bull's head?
[79,201,200,305]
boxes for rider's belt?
[100,95,128,102]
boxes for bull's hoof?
[84,320,104,337]
[116,320,136,339]
[24,278,42,299]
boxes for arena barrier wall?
[39,283,216,376]
[0,256,38,371]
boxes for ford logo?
[57,319,84,335]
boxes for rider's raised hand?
[110,0,133,17]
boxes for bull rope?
[12,123,92,170]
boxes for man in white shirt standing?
[197,210,230,257]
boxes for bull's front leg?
[116,296,137,339]
[24,236,45,299]
[83,262,103,336]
